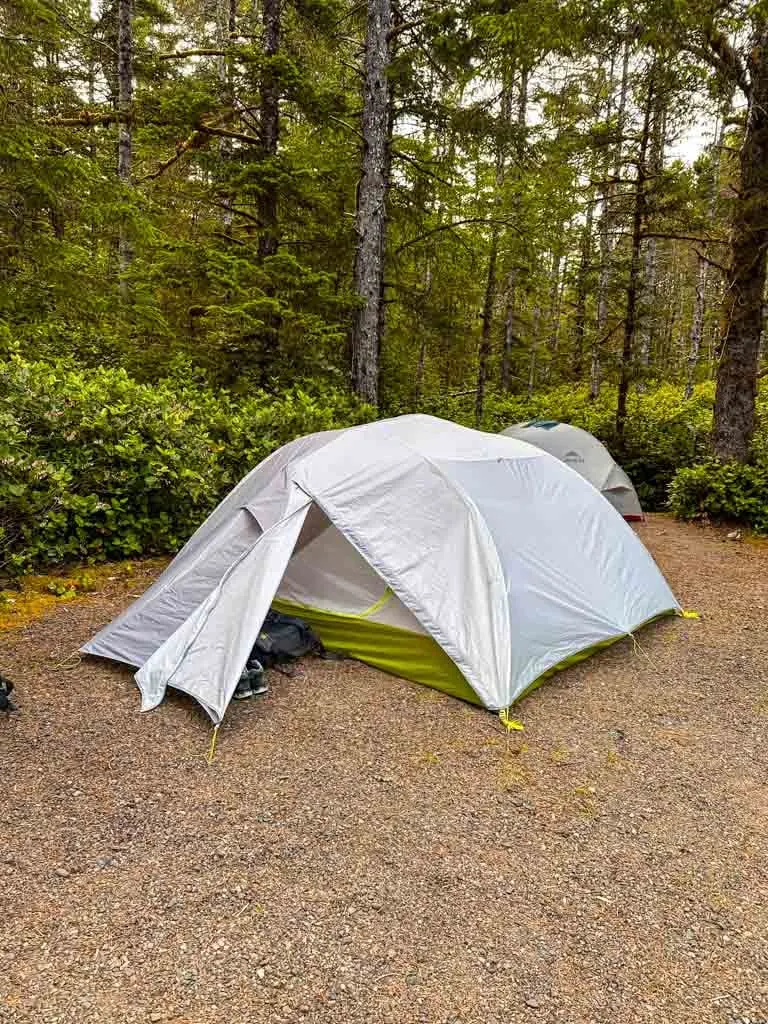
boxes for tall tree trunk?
[591,36,629,400]
[527,303,541,396]
[258,0,281,260]
[117,0,133,294]
[350,0,392,406]
[637,79,665,379]
[500,67,528,391]
[686,108,727,398]
[475,227,500,427]
[616,76,654,441]
[713,25,768,461]
[546,249,563,357]
[686,256,709,399]
[218,0,237,233]
[572,199,594,378]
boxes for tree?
[350,0,393,406]
[710,19,768,460]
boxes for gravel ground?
[1,515,767,1024]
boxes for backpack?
[246,610,325,671]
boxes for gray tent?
[83,415,672,723]
[501,420,643,521]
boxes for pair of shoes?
[233,660,269,700]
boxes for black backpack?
[246,610,325,671]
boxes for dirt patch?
[1,515,767,1024]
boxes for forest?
[2,0,768,570]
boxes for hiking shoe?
[234,660,268,700]
[234,676,254,700]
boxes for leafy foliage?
[669,460,768,534]
[0,357,372,574]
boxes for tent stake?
[207,724,221,764]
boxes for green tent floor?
[272,598,676,710]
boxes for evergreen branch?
[693,247,730,275]
[641,231,727,245]
[159,48,228,60]
[693,27,750,98]
[197,124,261,145]
[392,147,452,187]
[396,218,516,254]
[140,130,208,180]
[329,115,364,140]
[45,111,129,127]
[387,18,425,40]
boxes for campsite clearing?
[1,516,767,1024]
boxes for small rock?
[727,530,742,541]
[149,1013,164,1022]
[256,968,266,980]
[524,996,541,1009]
[55,867,70,878]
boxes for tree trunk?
[616,76,654,441]
[713,25,768,461]
[350,0,392,406]
[527,303,541,396]
[218,0,237,233]
[500,67,528,391]
[117,0,133,293]
[591,37,629,401]
[258,0,281,260]
[686,104,727,397]
[685,256,709,399]
[572,199,594,378]
[547,249,563,357]
[475,226,500,427]
[637,80,665,378]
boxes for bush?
[0,357,372,574]
[478,382,716,509]
[669,460,768,534]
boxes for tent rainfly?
[500,420,644,520]
[83,415,678,724]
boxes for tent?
[83,415,677,724]
[500,420,644,520]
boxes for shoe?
[234,675,254,700]
[234,660,269,700]
[248,658,269,695]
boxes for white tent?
[83,415,678,723]
[501,420,644,520]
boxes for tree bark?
[591,36,629,400]
[500,67,528,392]
[713,24,768,461]
[685,254,709,398]
[547,249,563,358]
[572,199,594,378]
[218,0,237,233]
[475,225,499,427]
[527,303,541,396]
[616,76,654,441]
[350,0,392,406]
[117,0,133,292]
[258,0,281,260]
[637,78,665,378]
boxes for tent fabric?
[500,420,644,520]
[83,414,678,723]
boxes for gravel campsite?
[1,516,767,1024]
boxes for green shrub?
[478,382,716,509]
[669,460,768,534]
[0,357,372,574]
